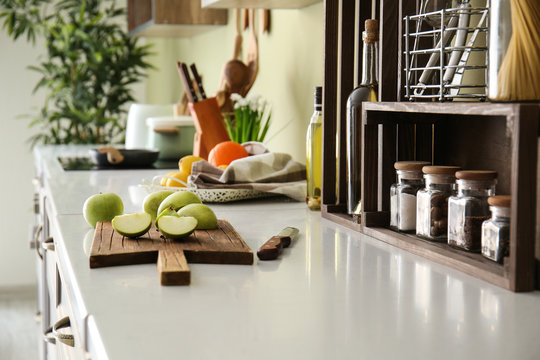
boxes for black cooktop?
[58,156,178,171]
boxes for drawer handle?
[43,325,56,344]
[53,316,75,347]
[42,237,55,251]
[34,225,43,260]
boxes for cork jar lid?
[422,165,461,175]
[394,161,431,171]
[488,195,511,208]
[455,170,498,180]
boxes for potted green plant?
[224,93,271,144]
[0,0,153,146]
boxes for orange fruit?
[178,155,204,175]
[164,171,189,187]
[208,141,249,167]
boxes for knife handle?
[176,62,198,103]
[190,63,207,100]
[257,235,291,261]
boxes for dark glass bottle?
[346,19,379,215]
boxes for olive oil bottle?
[306,86,323,210]
[346,19,379,215]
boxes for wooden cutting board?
[89,220,253,285]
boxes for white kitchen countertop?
[35,145,540,359]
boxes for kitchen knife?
[176,61,198,103]
[257,227,299,261]
[190,63,207,100]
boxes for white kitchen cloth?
[188,152,307,202]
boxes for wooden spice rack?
[320,0,540,292]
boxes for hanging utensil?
[260,9,270,34]
[243,9,259,95]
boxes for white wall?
[0,32,43,287]
[145,4,324,163]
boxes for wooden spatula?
[243,9,259,96]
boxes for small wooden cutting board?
[89,220,253,285]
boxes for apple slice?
[155,207,179,230]
[112,212,152,238]
[157,216,198,240]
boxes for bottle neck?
[361,38,379,86]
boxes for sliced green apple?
[112,212,152,238]
[155,207,179,230]
[157,216,198,240]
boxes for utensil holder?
[188,97,230,159]
[403,4,489,101]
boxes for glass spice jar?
[416,165,461,241]
[390,161,430,232]
[481,195,511,264]
[447,170,497,252]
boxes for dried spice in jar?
[481,195,511,264]
[416,165,460,241]
[390,161,430,232]
[447,170,497,252]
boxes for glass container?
[447,170,497,252]
[346,19,378,215]
[416,165,460,241]
[306,86,323,211]
[481,195,511,264]
[390,161,430,232]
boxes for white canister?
[146,116,196,161]
[125,103,175,149]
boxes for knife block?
[188,97,230,159]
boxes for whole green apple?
[83,192,124,228]
[177,203,218,230]
[143,190,174,219]
[157,191,202,216]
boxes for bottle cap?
[422,165,461,175]
[314,86,322,106]
[363,19,379,43]
[488,195,511,208]
[394,161,430,171]
[455,170,497,181]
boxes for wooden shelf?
[320,0,539,292]
[128,0,227,37]
[201,0,321,9]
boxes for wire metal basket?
[403,5,489,101]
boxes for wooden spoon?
[224,59,250,95]
[243,9,259,95]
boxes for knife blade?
[257,227,299,261]
[176,61,198,103]
[190,63,207,100]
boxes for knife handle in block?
[257,235,290,261]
